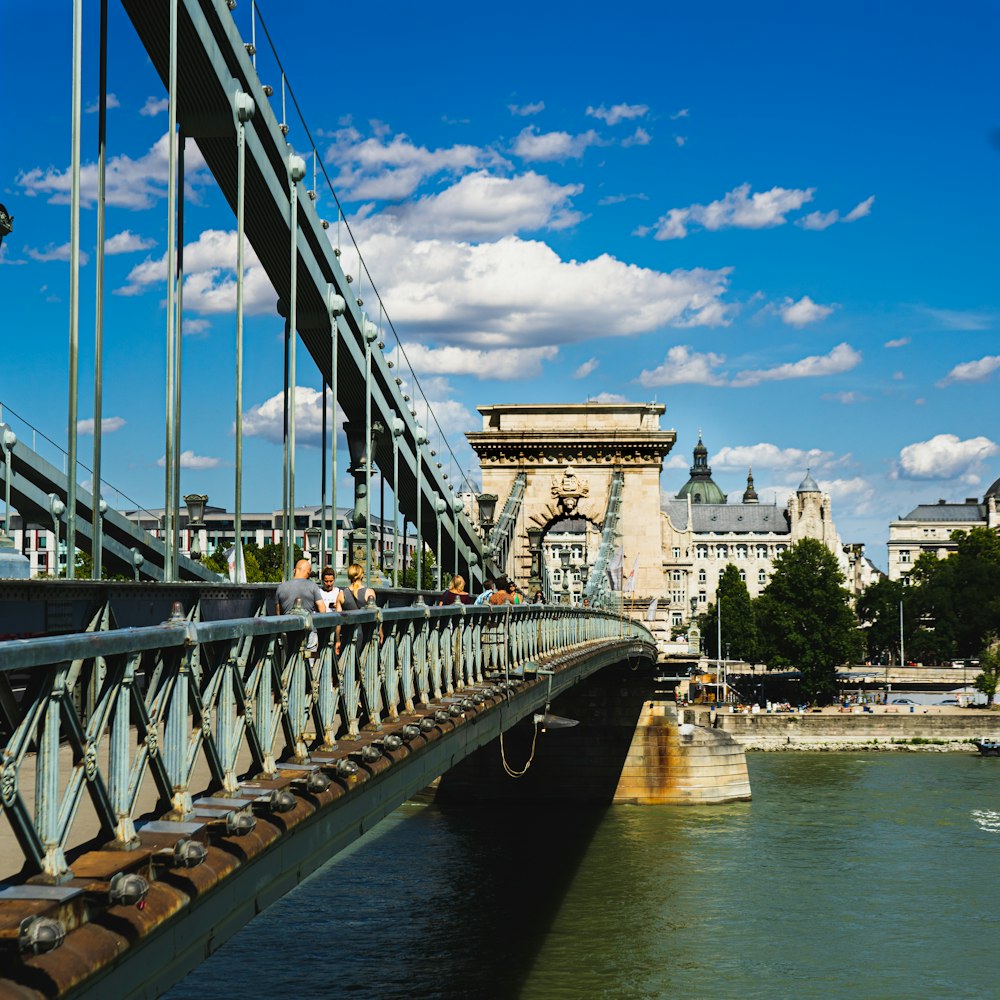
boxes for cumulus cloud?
[242,387,338,448]
[157,450,220,469]
[731,343,861,387]
[622,127,651,148]
[778,295,835,327]
[117,229,276,314]
[393,342,558,380]
[326,126,498,201]
[104,230,156,255]
[574,358,599,379]
[884,337,910,348]
[586,103,649,126]
[377,170,584,240]
[77,416,126,434]
[937,354,1000,386]
[342,225,734,347]
[821,390,869,404]
[139,96,168,116]
[896,433,998,481]
[638,345,727,387]
[590,392,628,403]
[85,93,120,114]
[17,133,210,210]
[670,109,690,120]
[512,126,600,161]
[636,183,815,240]
[509,101,544,116]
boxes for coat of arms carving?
[552,466,589,515]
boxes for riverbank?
[680,705,1000,751]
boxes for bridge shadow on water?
[164,799,607,1000]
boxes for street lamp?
[434,495,447,589]
[93,497,108,577]
[477,493,497,538]
[183,493,208,562]
[305,525,321,569]
[1,425,16,542]
[391,417,404,587]
[130,547,144,582]
[559,548,572,605]
[526,525,543,592]
[48,494,65,576]
[452,496,464,578]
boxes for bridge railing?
[0,604,652,880]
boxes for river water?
[165,753,999,999]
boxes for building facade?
[887,477,1000,582]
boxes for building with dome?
[658,437,879,629]
[886,476,1000,582]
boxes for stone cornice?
[468,430,676,467]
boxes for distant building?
[659,437,879,627]
[887,476,1000,582]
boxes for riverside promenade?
[682,705,1000,751]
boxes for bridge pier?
[436,660,751,805]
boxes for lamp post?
[305,525,321,571]
[344,420,370,571]
[130,547,144,582]
[391,417,404,587]
[183,493,207,561]
[452,496,463,579]
[1,426,16,542]
[414,423,427,589]
[477,492,497,548]
[434,495,447,589]
[559,548,572,605]
[48,494,65,576]
[92,497,107,578]
[526,525,542,593]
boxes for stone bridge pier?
[437,661,751,806]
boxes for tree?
[203,543,264,582]
[245,541,300,582]
[401,549,436,590]
[700,564,758,664]
[973,635,1000,708]
[856,577,910,664]
[908,527,1000,661]
[755,538,862,705]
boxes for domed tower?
[789,469,835,544]
[742,467,759,504]
[677,433,727,504]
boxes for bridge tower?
[467,403,676,595]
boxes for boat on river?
[972,739,1000,757]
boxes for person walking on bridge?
[275,559,327,657]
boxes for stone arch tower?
[466,403,676,594]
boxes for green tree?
[856,577,911,664]
[401,549,436,590]
[202,543,264,582]
[700,564,758,663]
[908,527,1000,661]
[755,538,862,705]
[245,541,301,582]
[973,635,1000,708]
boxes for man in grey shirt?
[276,559,327,654]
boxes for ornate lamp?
[183,493,208,561]
[526,525,543,591]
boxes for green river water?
[166,753,999,999]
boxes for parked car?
[890,697,917,705]
[936,698,959,706]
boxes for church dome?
[742,468,759,504]
[797,470,821,493]
[677,434,727,504]
[985,475,1000,501]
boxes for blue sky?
[2,0,999,569]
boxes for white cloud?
[26,242,90,265]
[586,103,648,126]
[140,96,168,117]
[896,433,998,481]
[509,101,544,116]
[17,133,210,210]
[713,443,838,471]
[673,135,687,147]
[104,230,156,255]
[157,450,220,470]
[843,196,875,222]
[638,183,815,240]
[117,229,276,315]
[393,343,558,380]
[77,416,126,435]
[378,170,584,240]
[670,109,690,120]
[512,126,600,162]
[242,387,336,448]
[597,193,648,206]
[343,225,734,347]
[183,318,211,336]
[797,195,874,231]
[638,345,727,387]
[778,295,835,327]
[574,358,599,379]
[731,343,861,387]
[622,127,651,148]
[85,93,120,114]
[327,126,496,201]
[590,392,628,403]
[937,354,1000,386]
[884,337,910,348]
